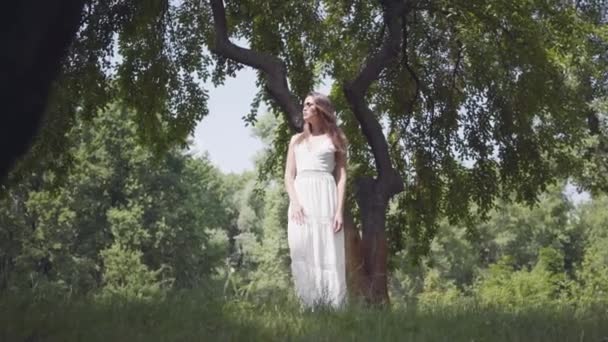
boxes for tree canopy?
[6,1,606,302]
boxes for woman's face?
[302,96,317,122]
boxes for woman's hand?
[333,212,344,233]
[290,202,306,225]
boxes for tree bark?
[208,0,303,132]
[343,210,365,299]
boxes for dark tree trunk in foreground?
[0,1,86,182]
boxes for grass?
[1,290,607,341]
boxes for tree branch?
[343,0,412,195]
[208,0,303,132]
[401,10,424,118]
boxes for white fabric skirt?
[287,170,346,308]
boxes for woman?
[284,91,348,309]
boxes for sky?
[190,67,332,174]
[190,66,263,174]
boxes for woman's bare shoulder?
[290,133,303,145]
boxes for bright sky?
[191,66,332,174]
[190,67,263,174]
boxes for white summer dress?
[287,134,347,309]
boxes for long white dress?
[287,135,347,309]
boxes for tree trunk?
[343,210,364,299]
[344,205,391,305]
[1,1,86,181]
[344,178,392,305]
[360,203,390,304]
[340,0,411,305]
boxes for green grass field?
[2,291,607,341]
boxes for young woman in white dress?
[284,91,348,309]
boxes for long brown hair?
[295,91,348,155]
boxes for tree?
[207,0,607,304]
[388,183,586,306]
[5,0,607,304]
[0,104,232,296]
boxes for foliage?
[3,105,608,339]
[472,248,567,308]
[416,269,462,309]
[2,0,608,322]
[326,0,608,256]
[0,104,231,298]
[389,183,608,311]
[568,195,608,305]
[7,0,605,259]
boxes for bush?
[417,269,462,308]
[473,248,567,308]
[99,244,170,301]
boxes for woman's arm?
[333,150,347,232]
[284,134,299,204]
[285,134,305,224]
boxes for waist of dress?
[296,169,333,177]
